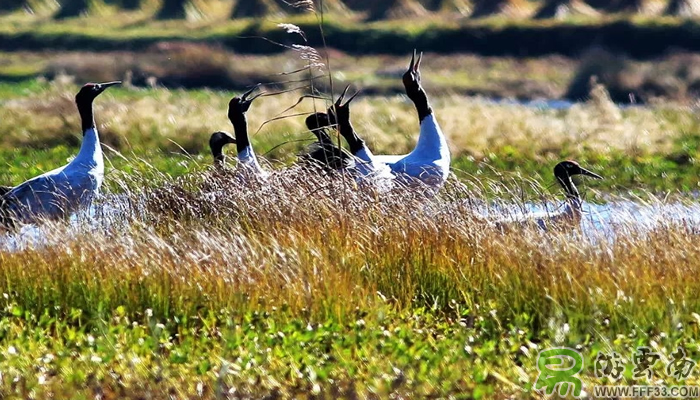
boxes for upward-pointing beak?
[580,167,602,179]
[242,83,263,102]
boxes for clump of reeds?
[470,0,530,18]
[587,75,623,125]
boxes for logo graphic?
[667,347,696,380]
[534,347,584,398]
[595,351,625,381]
[537,346,698,398]
[632,347,661,380]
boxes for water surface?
[1,195,699,253]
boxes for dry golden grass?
[1,164,697,329]
[0,79,688,160]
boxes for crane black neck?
[211,144,226,164]
[337,120,365,155]
[230,114,250,155]
[77,98,96,134]
[406,86,433,123]
[556,174,580,200]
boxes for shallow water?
[0,193,137,252]
[1,194,699,253]
[486,200,700,243]
[585,201,700,239]
[489,97,641,111]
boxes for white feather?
[235,144,269,183]
[348,145,395,190]
[494,198,583,231]
[373,154,406,164]
[3,128,104,223]
[384,114,451,187]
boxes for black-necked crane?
[301,112,355,171]
[372,50,451,188]
[209,131,237,166]
[208,86,269,179]
[1,81,120,226]
[325,86,394,183]
[496,160,602,231]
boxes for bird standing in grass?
[326,86,394,184]
[349,51,451,188]
[209,131,237,166]
[1,81,120,226]
[383,50,451,187]
[302,112,355,172]
[548,160,602,227]
[208,86,269,179]
[229,87,265,175]
[496,160,602,231]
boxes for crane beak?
[580,167,602,179]
[336,85,351,106]
[101,81,122,88]
[345,89,360,105]
[97,81,121,94]
[241,84,263,102]
[415,51,423,72]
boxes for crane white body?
[2,128,104,224]
[382,114,450,187]
[237,144,268,178]
[491,161,601,231]
[350,147,394,183]
[351,114,450,188]
[494,198,583,231]
[339,51,451,189]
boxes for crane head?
[228,84,263,120]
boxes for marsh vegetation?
[2,1,700,398]
[0,77,699,397]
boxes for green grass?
[0,306,505,398]
[1,80,700,398]
[4,302,691,399]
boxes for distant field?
[4,46,700,103]
[3,4,700,58]
[4,4,700,103]
[0,49,577,101]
